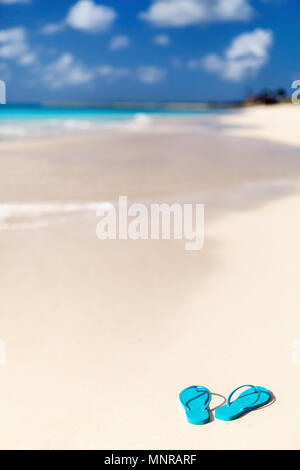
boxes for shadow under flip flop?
[208,392,227,423]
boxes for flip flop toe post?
[215,384,271,421]
[179,386,211,425]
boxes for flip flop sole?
[215,386,270,421]
[179,386,211,425]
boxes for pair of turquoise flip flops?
[179,384,271,424]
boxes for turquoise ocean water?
[0,104,224,228]
[0,104,221,140]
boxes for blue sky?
[0,0,299,102]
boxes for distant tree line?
[245,88,288,105]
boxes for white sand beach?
[219,104,300,147]
[0,105,299,449]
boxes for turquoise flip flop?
[179,385,211,425]
[215,384,271,421]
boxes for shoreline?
[1,106,300,205]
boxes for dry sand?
[0,104,299,449]
[219,103,300,147]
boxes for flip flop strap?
[181,386,211,412]
[227,384,260,409]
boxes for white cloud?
[139,0,254,27]
[137,66,166,84]
[0,27,26,44]
[202,28,273,81]
[40,22,66,35]
[43,53,94,88]
[97,64,166,84]
[226,28,273,60]
[109,35,130,51]
[0,27,37,66]
[214,0,253,20]
[19,52,36,66]
[41,1,117,35]
[187,58,202,69]
[0,0,30,4]
[41,56,166,87]
[0,41,26,58]
[66,0,117,33]
[153,34,170,46]
[42,54,131,88]
[98,65,130,80]
[140,0,207,27]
